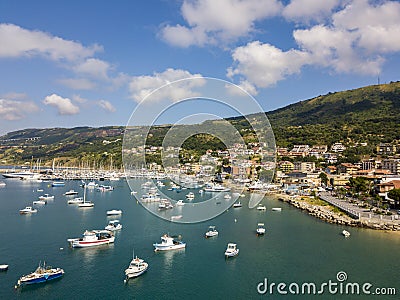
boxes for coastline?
[271,193,400,232]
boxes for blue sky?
[0,0,399,135]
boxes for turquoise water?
[0,179,399,299]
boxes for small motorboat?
[257,204,266,210]
[67,197,84,204]
[107,209,122,216]
[158,200,173,210]
[15,262,64,288]
[124,251,148,282]
[64,190,78,196]
[171,215,183,221]
[38,194,54,200]
[225,243,239,258]
[105,220,122,231]
[272,207,282,211]
[0,264,8,271]
[52,181,65,187]
[186,192,195,200]
[78,201,94,208]
[176,200,185,206]
[19,206,38,214]
[153,234,186,251]
[33,200,46,205]
[233,202,242,208]
[224,194,231,200]
[256,223,266,235]
[68,230,115,248]
[205,226,218,238]
[342,230,350,237]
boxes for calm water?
[0,179,399,299]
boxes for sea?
[0,178,399,299]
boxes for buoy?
[60,247,64,250]
[234,219,237,223]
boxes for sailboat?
[78,185,94,208]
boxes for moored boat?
[186,192,195,200]
[68,197,84,204]
[15,262,64,288]
[225,243,239,258]
[19,206,37,214]
[272,207,282,211]
[153,234,186,251]
[257,204,266,211]
[0,264,8,271]
[256,223,266,235]
[52,181,65,187]
[105,220,122,231]
[205,226,218,238]
[106,209,122,216]
[38,194,54,200]
[233,202,242,208]
[33,200,46,205]
[64,190,78,196]
[124,251,148,282]
[68,230,115,248]
[342,230,350,237]
[176,200,185,206]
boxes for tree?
[319,172,328,186]
[388,189,400,207]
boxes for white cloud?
[283,0,340,22]
[73,58,111,80]
[128,68,205,103]
[57,78,97,90]
[43,94,79,115]
[72,94,88,104]
[98,100,116,112]
[228,41,310,89]
[160,0,283,47]
[0,23,102,61]
[0,98,39,121]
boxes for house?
[337,163,360,175]
[331,143,346,153]
[377,180,400,193]
[382,159,400,175]
[309,145,328,158]
[294,161,316,173]
[377,143,397,156]
[289,145,310,157]
[279,161,294,173]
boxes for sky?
[0,0,400,135]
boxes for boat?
[256,223,266,235]
[67,197,84,204]
[153,234,186,251]
[224,194,231,200]
[2,171,36,179]
[124,251,148,281]
[97,185,114,192]
[342,230,350,237]
[38,194,54,200]
[19,206,38,214]
[68,230,115,248]
[158,199,173,210]
[171,215,183,220]
[204,183,231,192]
[257,204,267,211]
[0,264,8,271]
[225,243,239,257]
[176,200,185,206]
[64,190,78,196]
[272,207,282,211]
[36,188,43,192]
[233,202,242,208]
[78,185,94,207]
[33,200,46,205]
[15,262,64,288]
[186,192,195,200]
[86,181,98,189]
[0,181,6,187]
[52,181,65,187]
[107,209,122,216]
[205,226,218,238]
[105,220,122,231]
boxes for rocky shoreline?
[274,194,400,231]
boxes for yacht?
[204,183,231,192]
[105,220,122,231]
[233,202,242,208]
[106,209,122,216]
[64,190,78,196]
[15,262,64,288]
[2,171,36,179]
[256,223,266,235]
[153,234,186,251]
[68,230,115,248]
[38,194,54,201]
[19,206,38,214]
[205,226,218,238]
[124,252,148,281]
[342,230,350,237]
[224,243,239,258]
[67,197,84,204]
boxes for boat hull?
[18,272,63,286]
[153,243,186,251]
[72,237,115,248]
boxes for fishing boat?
[342,230,350,237]
[256,223,266,235]
[33,200,46,205]
[38,194,54,200]
[233,201,242,208]
[153,234,186,251]
[105,220,122,231]
[0,264,8,271]
[205,226,218,238]
[106,209,122,216]
[19,206,37,214]
[225,243,239,258]
[67,230,115,248]
[124,251,148,282]
[64,190,78,196]
[67,197,84,204]
[15,262,64,288]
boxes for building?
[294,161,316,173]
[382,159,400,175]
[309,145,328,158]
[361,159,375,170]
[289,145,310,157]
[337,163,360,175]
[377,143,397,156]
[331,143,346,153]
[279,161,294,173]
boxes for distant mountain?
[1,81,399,166]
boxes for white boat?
[107,209,122,216]
[153,234,186,251]
[224,194,231,200]
[33,200,46,205]
[186,192,195,200]
[19,206,37,214]
[38,194,54,200]
[124,251,148,281]
[225,243,239,257]
[52,181,65,187]
[171,215,183,220]
[272,207,282,211]
[0,264,9,271]
[2,171,36,179]
[176,200,185,206]
[205,226,218,238]
[67,197,84,204]
[204,183,231,192]
[78,185,94,208]
[158,199,173,210]
[105,220,122,231]
[36,189,43,192]
[86,181,98,189]
[15,262,64,288]
[256,223,266,235]
[342,230,350,237]
[233,202,242,208]
[68,230,115,248]
[64,190,78,196]
[97,185,114,192]
[257,204,266,211]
